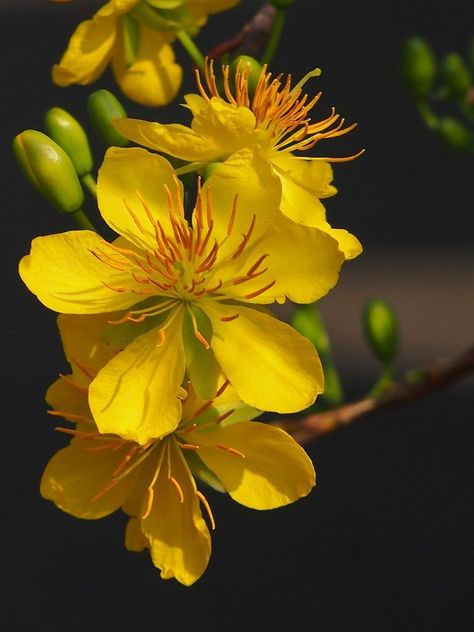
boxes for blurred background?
[1,1,472,630]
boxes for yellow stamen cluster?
[196,59,362,160]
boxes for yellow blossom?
[114,60,363,257]
[20,148,345,444]
[41,313,316,585]
[52,0,240,106]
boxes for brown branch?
[277,347,474,445]
[206,4,276,60]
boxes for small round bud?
[440,52,471,98]
[363,299,399,364]
[44,107,93,177]
[87,90,130,147]
[13,130,84,215]
[438,117,474,151]
[401,37,437,98]
[230,55,264,95]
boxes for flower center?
[91,179,275,344]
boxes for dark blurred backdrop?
[1,1,473,630]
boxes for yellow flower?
[41,313,315,586]
[52,0,240,106]
[114,60,363,257]
[20,148,345,444]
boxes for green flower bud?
[230,55,264,95]
[363,299,399,364]
[440,52,472,98]
[87,90,130,148]
[401,37,437,98]
[438,117,474,151]
[44,107,93,177]
[13,130,84,215]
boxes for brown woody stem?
[276,347,474,445]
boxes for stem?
[177,30,205,71]
[416,99,439,130]
[276,346,474,446]
[261,7,286,65]
[368,363,395,398]
[81,173,97,198]
[70,209,97,232]
[174,161,208,176]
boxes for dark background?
[1,1,472,630]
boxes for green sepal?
[121,14,141,68]
[100,298,171,348]
[183,305,220,401]
[183,450,225,493]
[44,107,94,177]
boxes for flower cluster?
[20,59,362,584]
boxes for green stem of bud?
[261,7,287,66]
[174,161,208,176]
[368,363,395,399]
[416,99,439,130]
[176,30,205,71]
[81,173,97,198]
[70,209,97,232]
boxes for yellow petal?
[200,147,280,262]
[52,8,119,87]
[40,441,139,519]
[58,313,122,375]
[19,231,142,314]
[211,215,344,305]
[270,155,362,259]
[323,227,363,260]
[89,307,186,444]
[271,154,336,226]
[202,301,323,412]
[113,117,222,162]
[191,421,315,509]
[140,438,211,586]
[97,147,180,250]
[125,517,149,552]
[46,378,91,421]
[191,99,261,156]
[112,26,182,107]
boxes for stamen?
[220,313,239,322]
[244,280,276,299]
[71,359,96,380]
[232,214,256,260]
[217,443,245,459]
[179,443,200,451]
[215,379,230,397]
[169,476,184,503]
[196,490,216,530]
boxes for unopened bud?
[438,117,474,151]
[291,304,330,355]
[230,55,264,95]
[440,52,471,98]
[44,107,93,177]
[87,89,130,147]
[402,37,437,98]
[13,130,84,214]
[363,299,399,364]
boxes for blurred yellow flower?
[41,313,316,586]
[20,148,345,443]
[115,60,363,257]
[52,0,240,106]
